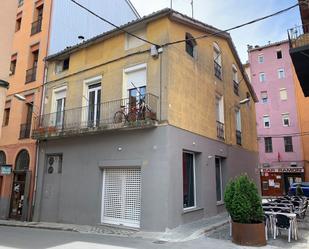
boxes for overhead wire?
[69,0,301,49]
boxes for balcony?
[31,19,42,35]
[32,93,159,140]
[216,121,225,140]
[236,130,242,145]
[233,80,239,96]
[214,61,222,80]
[288,23,309,96]
[25,67,37,83]
[19,123,31,139]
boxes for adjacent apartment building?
[32,9,259,231]
[0,0,139,221]
[247,41,304,196]
[0,0,17,138]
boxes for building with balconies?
[32,9,259,232]
[0,0,139,222]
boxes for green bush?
[296,184,304,196]
[224,175,263,224]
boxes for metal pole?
[191,0,194,18]
[170,0,173,9]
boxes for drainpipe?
[31,0,53,220]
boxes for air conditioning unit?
[263,163,270,168]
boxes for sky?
[130,0,302,62]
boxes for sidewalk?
[0,212,228,242]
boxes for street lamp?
[14,94,40,117]
[239,98,250,105]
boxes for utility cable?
[162,2,300,46]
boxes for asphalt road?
[0,226,235,249]
[0,225,308,249]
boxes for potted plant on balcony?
[224,175,266,246]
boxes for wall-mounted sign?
[261,167,304,173]
[0,165,12,175]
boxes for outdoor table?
[264,211,298,241]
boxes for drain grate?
[152,240,167,244]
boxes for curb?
[0,223,78,233]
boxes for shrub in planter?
[224,175,266,246]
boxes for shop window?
[183,151,196,209]
[215,157,223,203]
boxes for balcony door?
[52,87,66,129]
[55,98,65,128]
[88,83,101,127]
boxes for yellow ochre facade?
[43,13,257,152]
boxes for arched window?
[213,42,222,79]
[15,149,30,171]
[185,33,197,58]
[0,151,6,165]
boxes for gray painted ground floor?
[33,125,259,232]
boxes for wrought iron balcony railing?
[288,23,309,49]
[216,121,225,140]
[31,19,42,35]
[25,67,37,83]
[236,130,242,145]
[32,93,159,139]
[233,80,239,96]
[214,61,222,80]
[19,123,31,139]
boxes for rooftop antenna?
[191,0,194,18]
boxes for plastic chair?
[274,214,292,242]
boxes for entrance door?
[9,171,31,221]
[101,168,141,228]
[40,155,62,222]
[88,83,101,127]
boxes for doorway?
[88,83,101,127]
[9,149,30,221]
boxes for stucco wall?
[248,42,303,166]
[45,16,257,153]
[166,21,258,152]
[33,125,259,231]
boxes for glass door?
[88,83,101,127]
[55,98,65,128]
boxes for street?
[0,225,309,249]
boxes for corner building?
[33,9,259,231]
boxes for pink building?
[247,41,304,196]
